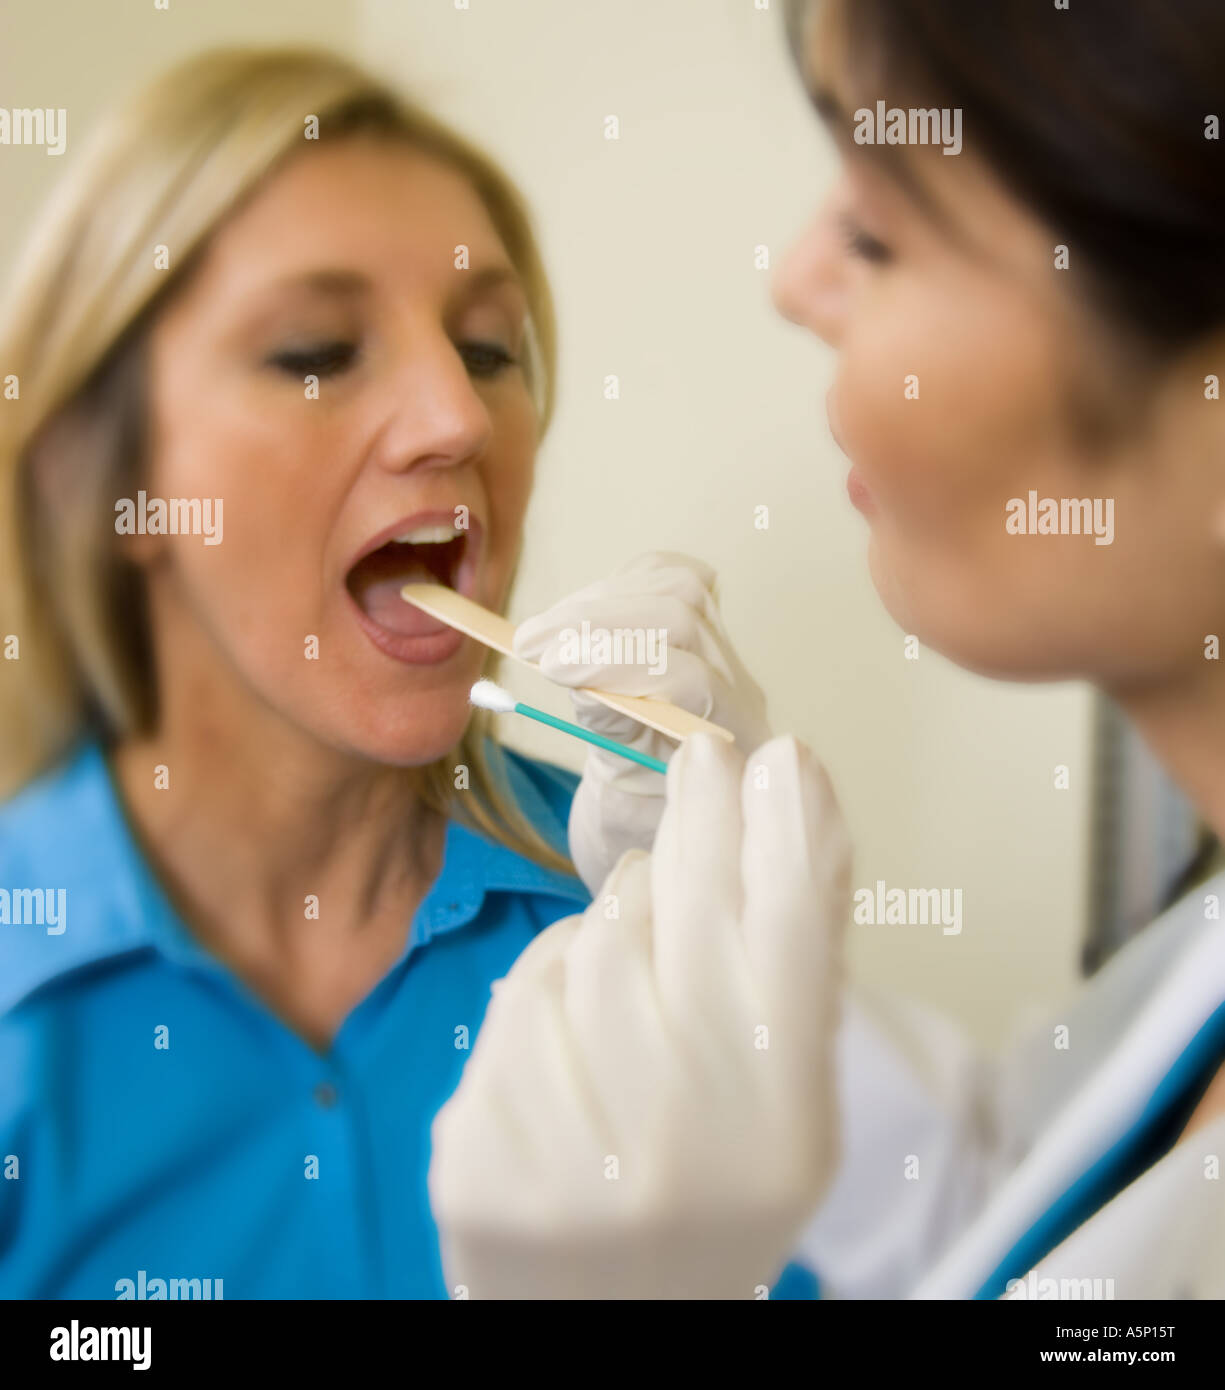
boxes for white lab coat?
[795,869,1225,1298]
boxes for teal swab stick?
[513,703,668,773]
[469,678,668,774]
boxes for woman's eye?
[266,341,359,377]
[840,214,893,265]
[459,341,518,378]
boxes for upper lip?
[344,506,484,576]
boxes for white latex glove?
[427,731,851,1300]
[512,552,770,895]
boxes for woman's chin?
[380,713,475,768]
[316,699,477,771]
[870,555,1065,682]
[866,536,915,633]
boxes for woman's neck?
[108,700,446,1051]
[111,704,442,929]
[1112,660,1225,847]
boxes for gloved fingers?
[567,773,668,895]
[428,1066,539,1234]
[567,690,677,760]
[473,944,615,1170]
[511,579,709,667]
[739,736,850,1078]
[473,913,613,1162]
[606,550,718,596]
[568,664,764,789]
[516,594,735,694]
[650,733,750,1030]
[666,663,768,752]
[598,557,762,699]
[713,645,770,730]
[562,644,719,729]
[493,911,582,990]
[563,850,686,1149]
[514,555,722,641]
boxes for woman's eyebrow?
[806,81,956,234]
[240,264,525,327]
[261,268,372,299]
[448,264,525,311]
[257,264,522,304]
[228,269,370,336]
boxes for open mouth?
[346,518,474,639]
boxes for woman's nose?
[372,334,493,476]
[771,190,851,349]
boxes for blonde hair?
[0,46,571,873]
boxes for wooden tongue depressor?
[399,582,735,744]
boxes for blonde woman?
[0,47,846,1300]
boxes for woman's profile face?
[138,137,537,764]
[772,23,1225,691]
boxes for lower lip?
[347,599,467,666]
[847,468,876,515]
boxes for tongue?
[348,550,449,637]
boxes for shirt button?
[313,1081,339,1108]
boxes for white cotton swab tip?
[469,678,518,714]
[468,678,668,775]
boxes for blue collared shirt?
[0,739,817,1300]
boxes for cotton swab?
[470,679,668,775]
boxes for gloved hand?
[512,552,771,894]
[427,731,851,1299]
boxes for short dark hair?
[785,0,1225,357]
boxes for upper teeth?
[392,524,461,544]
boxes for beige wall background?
[0,0,1092,1047]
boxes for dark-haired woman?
[454,0,1225,1297]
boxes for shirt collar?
[0,738,587,1015]
[411,817,589,946]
